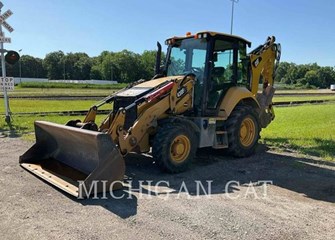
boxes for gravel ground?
[0,137,334,240]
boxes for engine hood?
[135,75,184,88]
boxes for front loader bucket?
[19,121,125,198]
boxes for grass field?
[275,88,334,94]
[0,99,112,113]
[273,95,335,102]
[261,103,335,160]
[0,114,108,139]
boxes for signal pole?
[0,2,16,124]
[0,5,9,123]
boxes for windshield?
[166,38,208,79]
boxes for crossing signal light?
[5,50,20,65]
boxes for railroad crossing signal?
[5,50,20,65]
[0,1,15,123]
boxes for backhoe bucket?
[19,121,125,198]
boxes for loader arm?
[110,75,195,155]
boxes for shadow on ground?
[79,145,335,218]
[0,121,28,138]
[264,137,335,160]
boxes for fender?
[218,87,260,118]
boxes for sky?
[3,0,335,66]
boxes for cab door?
[204,38,248,116]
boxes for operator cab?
[164,31,251,116]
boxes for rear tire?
[226,105,260,157]
[152,123,197,173]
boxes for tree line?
[5,50,335,88]
[7,50,161,83]
[275,62,335,88]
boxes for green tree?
[286,64,299,84]
[90,51,120,81]
[101,52,116,80]
[74,55,92,80]
[103,50,145,83]
[141,50,158,79]
[8,55,46,78]
[90,56,103,79]
[275,62,290,83]
[304,70,319,87]
[116,50,143,82]
[316,67,335,88]
[64,52,92,80]
[43,51,65,79]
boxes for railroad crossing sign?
[0,77,14,91]
[0,4,12,42]
[0,9,13,21]
[0,29,10,42]
[0,8,13,32]
[0,36,10,43]
[0,32,10,43]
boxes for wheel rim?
[170,135,191,163]
[240,117,256,147]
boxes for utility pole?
[110,65,113,81]
[63,56,66,80]
[229,0,239,64]
[230,0,239,34]
[18,48,22,84]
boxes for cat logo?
[177,87,187,98]
[253,57,262,68]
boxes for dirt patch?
[0,138,334,240]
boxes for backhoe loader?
[20,31,281,197]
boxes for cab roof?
[166,31,252,47]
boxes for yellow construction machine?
[20,31,281,197]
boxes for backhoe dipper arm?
[249,36,281,95]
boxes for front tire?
[225,105,260,157]
[152,123,197,173]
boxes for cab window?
[207,40,235,109]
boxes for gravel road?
[0,137,334,240]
